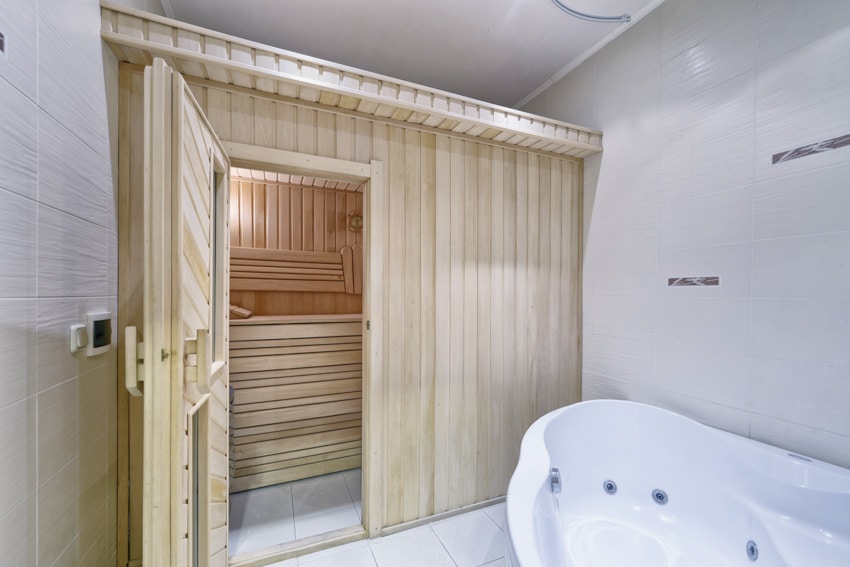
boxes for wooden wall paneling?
[526,153,540,426]
[231,92,254,145]
[265,185,279,249]
[297,107,317,155]
[461,140,478,506]
[278,183,291,251]
[447,136,465,512]
[401,127,422,522]
[475,144,491,504]
[536,156,551,418]
[512,151,529,478]
[303,187,314,251]
[253,181,266,248]
[489,147,505,498]
[501,150,518,492]
[563,160,582,406]
[254,97,276,148]
[418,133,437,517]
[363,155,386,536]
[276,103,298,152]
[547,159,562,417]
[432,135,451,515]
[139,73,585,534]
[384,125,405,526]
[317,111,336,158]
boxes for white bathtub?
[506,400,850,566]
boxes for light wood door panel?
[123,58,231,567]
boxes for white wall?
[0,0,160,564]
[524,0,850,467]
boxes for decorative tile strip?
[772,133,850,164]
[667,276,720,287]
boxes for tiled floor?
[268,502,508,567]
[229,469,363,556]
[229,468,509,566]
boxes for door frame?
[223,142,385,564]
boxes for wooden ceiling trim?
[101,2,603,157]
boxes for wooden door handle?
[125,326,144,397]
[186,329,211,394]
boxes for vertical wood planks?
[170,75,583,531]
[418,133,437,517]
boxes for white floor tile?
[292,472,355,519]
[229,484,295,555]
[432,510,505,567]
[370,526,456,567]
[344,468,363,503]
[299,540,376,567]
[297,540,371,564]
[295,506,361,540]
[482,503,506,532]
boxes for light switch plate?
[69,324,87,353]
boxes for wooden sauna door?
[125,58,231,567]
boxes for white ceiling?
[162,0,663,108]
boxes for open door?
[122,58,231,567]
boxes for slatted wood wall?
[229,177,364,315]
[229,315,363,492]
[127,67,582,530]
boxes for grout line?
[428,522,460,567]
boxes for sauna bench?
[229,314,363,492]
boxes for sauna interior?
[227,167,366,551]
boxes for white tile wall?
[525,0,850,468]
[0,0,138,562]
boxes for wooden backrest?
[230,245,362,294]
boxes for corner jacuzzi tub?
[506,400,850,566]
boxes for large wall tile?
[0,397,36,520]
[584,333,655,382]
[657,187,753,251]
[756,0,850,66]
[660,0,756,63]
[657,129,755,204]
[749,414,850,469]
[0,299,36,409]
[752,299,850,368]
[755,26,850,181]
[753,231,850,301]
[36,297,114,392]
[750,357,850,436]
[0,0,38,100]
[39,111,115,230]
[37,205,108,298]
[38,458,79,567]
[658,243,752,299]
[0,188,37,298]
[0,494,37,567]
[38,379,79,486]
[0,78,37,200]
[753,162,850,240]
[38,0,111,157]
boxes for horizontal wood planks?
[229,315,363,492]
[127,67,582,531]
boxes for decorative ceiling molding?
[100,2,602,158]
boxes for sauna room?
[227,167,366,553]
